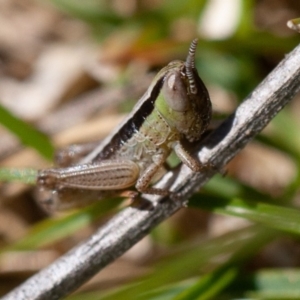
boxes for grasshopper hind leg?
[36,159,140,212]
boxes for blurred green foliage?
[0,104,54,159]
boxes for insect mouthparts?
[185,38,198,94]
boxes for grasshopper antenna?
[186,38,198,94]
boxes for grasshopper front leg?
[136,142,207,198]
[173,141,206,172]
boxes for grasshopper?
[37,39,212,211]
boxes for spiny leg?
[135,154,171,197]
[173,141,206,172]
[174,141,224,175]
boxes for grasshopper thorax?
[156,39,212,143]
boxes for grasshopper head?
[157,39,212,142]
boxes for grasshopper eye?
[162,72,189,112]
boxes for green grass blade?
[248,269,300,299]
[173,221,276,300]
[0,168,37,185]
[0,104,54,159]
[98,226,276,300]
[190,194,300,235]
[173,266,238,300]
[1,198,122,251]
